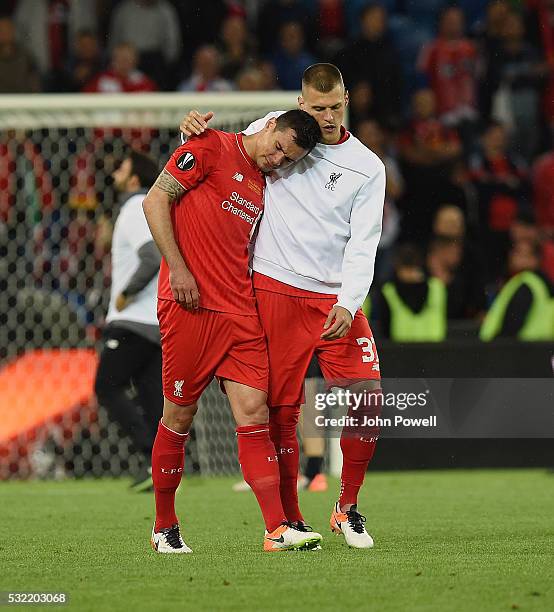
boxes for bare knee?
[162,397,198,434]
[237,396,268,426]
[224,380,269,426]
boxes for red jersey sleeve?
[164,129,222,191]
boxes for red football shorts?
[157,299,269,406]
[253,275,380,407]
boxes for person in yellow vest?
[377,244,447,342]
[480,240,554,341]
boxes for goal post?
[0,92,300,129]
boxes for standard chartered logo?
[221,191,260,225]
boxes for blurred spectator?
[377,244,447,342]
[483,11,544,161]
[52,29,103,92]
[172,0,228,77]
[13,0,97,82]
[257,60,279,90]
[475,0,511,111]
[418,6,478,131]
[218,15,257,81]
[480,239,553,340]
[433,203,467,241]
[83,43,157,93]
[510,211,554,283]
[236,66,265,91]
[475,0,511,55]
[313,0,346,59]
[348,80,377,132]
[357,119,402,283]
[335,3,403,128]
[468,121,529,281]
[178,45,233,92]
[258,0,315,55]
[428,207,487,319]
[426,236,464,315]
[108,0,181,89]
[399,89,462,167]
[527,0,554,128]
[397,89,462,241]
[510,212,540,245]
[0,16,40,93]
[532,147,554,235]
[270,21,316,90]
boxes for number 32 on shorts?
[356,336,380,371]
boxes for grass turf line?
[0,469,552,612]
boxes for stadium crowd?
[1,0,553,344]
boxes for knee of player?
[237,397,269,424]
[162,399,198,433]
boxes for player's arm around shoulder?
[179,110,287,139]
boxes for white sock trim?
[160,419,189,437]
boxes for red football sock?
[339,388,382,509]
[269,406,303,523]
[152,419,188,531]
[236,423,286,532]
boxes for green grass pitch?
[1,469,552,611]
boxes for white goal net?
[0,92,300,480]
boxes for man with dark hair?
[143,109,322,553]
[181,63,386,549]
[94,151,162,492]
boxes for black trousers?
[94,325,162,457]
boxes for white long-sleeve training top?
[243,111,385,318]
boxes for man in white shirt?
[181,64,385,549]
[94,151,162,492]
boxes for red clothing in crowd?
[528,0,554,121]
[399,118,460,152]
[83,69,157,93]
[418,38,477,118]
[532,151,554,232]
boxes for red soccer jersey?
[159,129,265,315]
